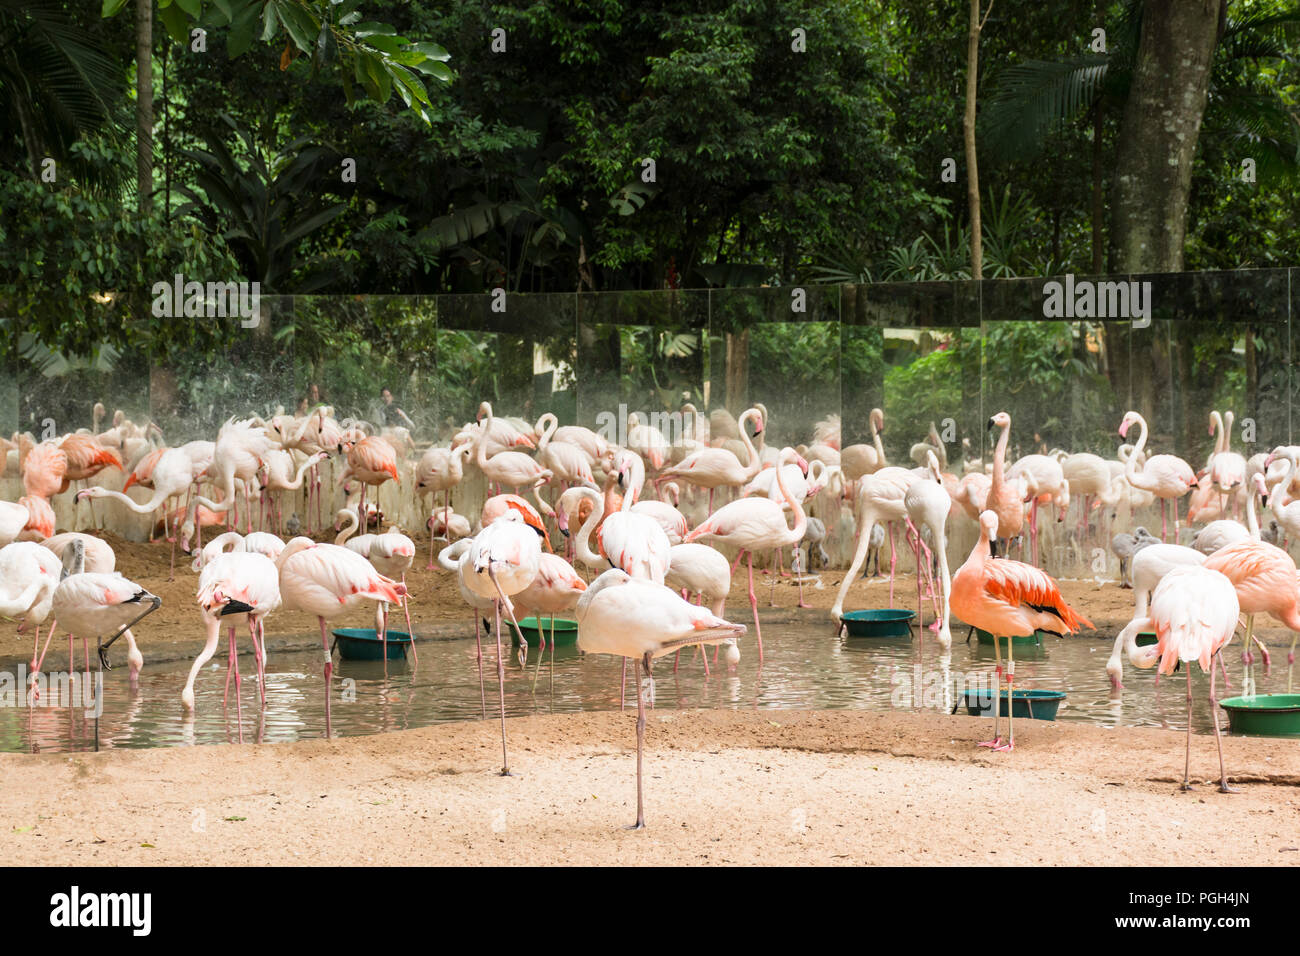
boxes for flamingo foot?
[992,740,1015,752]
[977,737,1003,749]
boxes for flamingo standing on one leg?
[275,537,405,737]
[462,511,541,775]
[339,435,401,534]
[1119,411,1196,542]
[576,568,746,829]
[950,511,1093,751]
[1117,564,1240,791]
[685,447,807,662]
[1105,543,1206,689]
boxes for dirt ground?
[5,528,1291,668]
[0,708,1296,866]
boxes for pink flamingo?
[1203,536,1297,693]
[416,443,472,567]
[950,510,1093,751]
[658,407,765,516]
[1119,411,1196,542]
[985,412,1025,557]
[512,552,588,688]
[1116,564,1239,791]
[183,551,282,738]
[20,438,67,500]
[275,537,405,737]
[80,447,193,578]
[665,541,735,672]
[685,447,807,661]
[462,511,542,774]
[339,435,400,533]
[59,434,121,528]
[17,495,54,540]
[830,465,914,619]
[0,542,60,674]
[1207,411,1247,519]
[0,500,28,546]
[576,568,746,829]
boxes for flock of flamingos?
[2,398,1299,826]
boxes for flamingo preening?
[950,511,1093,751]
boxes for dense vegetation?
[0,1,1296,454]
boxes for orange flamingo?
[1116,564,1239,791]
[18,494,55,540]
[951,510,1093,751]
[59,434,121,528]
[20,439,67,501]
[340,435,399,533]
[985,412,1024,557]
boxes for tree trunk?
[725,329,750,415]
[135,0,153,216]
[963,0,988,279]
[1108,0,1221,272]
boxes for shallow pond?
[1,618,1291,752]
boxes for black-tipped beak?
[560,527,570,538]
[986,418,995,432]
[220,599,256,617]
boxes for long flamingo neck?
[774,459,806,540]
[575,491,604,565]
[992,425,1008,482]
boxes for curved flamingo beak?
[1118,419,1131,439]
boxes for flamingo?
[576,568,746,829]
[630,481,688,544]
[31,539,160,699]
[685,447,807,660]
[830,465,915,618]
[41,533,116,573]
[1119,411,1197,542]
[658,407,765,516]
[20,438,67,500]
[59,434,121,528]
[534,413,596,488]
[416,443,472,567]
[191,531,246,571]
[428,510,472,541]
[511,552,588,688]
[1008,453,1069,567]
[0,542,61,674]
[261,450,328,534]
[345,526,418,661]
[79,447,193,578]
[950,510,1093,751]
[0,500,29,546]
[183,551,282,736]
[339,435,400,533]
[1116,564,1239,792]
[438,536,497,715]
[665,541,737,672]
[841,408,887,480]
[276,536,405,736]
[241,531,285,562]
[17,495,54,540]
[1207,411,1247,519]
[473,417,551,495]
[904,450,953,646]
[1204,517,1300,692]
[985,413,1025,557]
[462,511,542,774]
[1105,543,1206,688]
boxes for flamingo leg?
[319,617,333,739]
[1180,663,1194,791]
[628,653,649,830]
[747,552,764,662]
[1210,652,1237,793]
[229,624,243,744]
[887,522,898,608]
[473,612,486,719]
[492,597,510,776]
[979,634,1004,749]
[994,640,1016,751]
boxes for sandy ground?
[3,529,1295,669]
[0,709,1296,866]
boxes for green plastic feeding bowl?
[961,688,1066,721]
[974,628,1044,647]
[1217,694,1300,738]
[331,628,412,661]
[841,609,916,638]
[1135,632,1158,647]
[507,617,579,647]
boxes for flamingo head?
[1118,411,1139,439]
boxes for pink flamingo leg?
[319,617,333,738]
[887,522,898,608]
[746,551,764,662]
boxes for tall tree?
[1108,0,1222,271]
[963,0,993,278]
[134,0,152,214]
